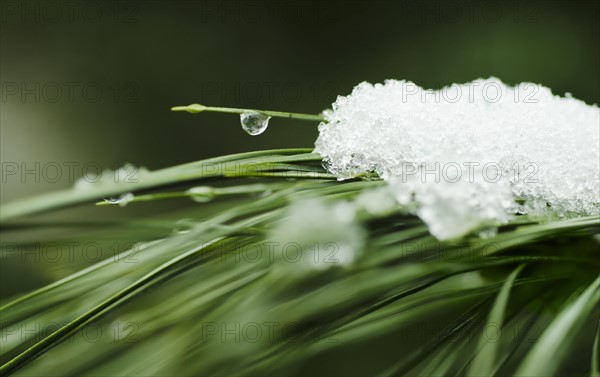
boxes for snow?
[315,78,600,239]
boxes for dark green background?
[1,0,599,202]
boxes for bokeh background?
[2,0,599,203]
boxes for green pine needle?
[1,106,599,376]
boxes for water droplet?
[103,197,120,205]
[186,186,216,203]
[103,193,135,207]
[240,111,271,136]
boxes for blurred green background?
[1,0,599,203]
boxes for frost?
[315,78,600,239]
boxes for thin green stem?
[0,149,321,222]
[94,182,295,206]
[171,104,326,122]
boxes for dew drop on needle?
[240,111,271,135]
[103,193,135,207]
